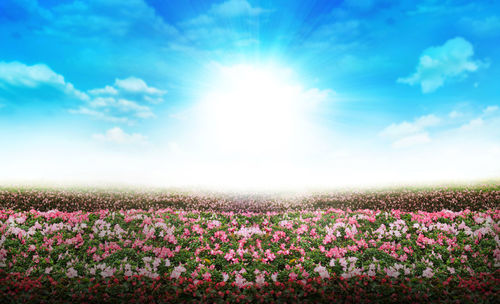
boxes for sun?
[195,63,308,157]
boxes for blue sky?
[0,0,499,190]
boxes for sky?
[0,0,499,191]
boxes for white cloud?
[168,142,182,154]
[92,127,147,145]
[143,96,164,104]
[0,61,64,87]
[380,114,440,149]
[344,0,379,11]
[178,0,271,50]
[461,16,500,37]
[114,77,166,95]
[72,76,165,123]
[116,99,155,118]
[484,105,499,114]
[392,132,431,148]
[460,117,484,131]
[209,0,269,17]
[380,114,440,138]
[449,110,462,118]
[0,61,159,125]
[88,97,116,107]
[397,37,486,93]
[88,85,118,95]
[69,107,130,124]
[82,97,154,119]
[300,88,335,108]
[42,0,178,40]
[181,14,214,27]
[0,61,88,100]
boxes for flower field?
[0,186,499,303]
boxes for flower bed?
[1,185,499,212]
[0,207,499,303]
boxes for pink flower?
[255,273,265,287]
[235,274,248,288]
[101,266,115,278]
[202,272,211,280]
[314,264,330,279]
[66,267,78,278]
[170,265,186,279]
[422,267,434,278]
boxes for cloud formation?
[380,114,440,138]
[37,0,178,40]
[178,0,271,52]
[88,85,118,95]
[114,77,166,95]
[92,127,147,145]
[380,114,440,148]
[461,16,500,37]
[69,107,129,124]
[73,77,166,124]
[0,60,164,125]
[0,61,88,100]
[73,97,155,124]
[484,105,499,114]
[209,0,269,17]
[392,132,430,148]
[397,37,486,93]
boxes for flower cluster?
[1,184,499,212]
[0,205,498,302]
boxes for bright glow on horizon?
[1,1,500,192]
[194,63,313,157]
[1,62,499,193]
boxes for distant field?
[0,185,499,303]
[1,184,499,212]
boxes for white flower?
[339,258,348,268]
[347,257,358,264]
[367,264,376,276]
[329,259,335,267]
[235,226,264,238]
[235,274,248,288]
[475,217,485,224]
[422,267,434,278]
[255,274,265,287]
[66,267,78,278]
[314,264,330,279]
[124,269,134,276]
[101,266,115,278]
[170,265,186,279]
[15,216,26,224]
[384,266,399,278]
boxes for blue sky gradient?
[1,0,499,190]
